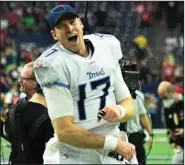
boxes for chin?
[69,47,79,53]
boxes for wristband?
[113,105,126,119]
[104,136,118,151]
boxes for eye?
[57,24,65,29]
[70,19,76,25]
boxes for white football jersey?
[34,33,131,136]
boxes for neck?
[29,93,47,107]
[76,42,88,57]
[27,90,35,100]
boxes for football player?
[34,4,137,164]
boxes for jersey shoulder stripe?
[33,43,69,86]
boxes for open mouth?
[68,34,78,42]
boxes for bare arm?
[140,114,152,135]
[140,114,153,149]
[52,115,136,160]
[100,97,135,123]
[52,116,105,149]
[118,97,135,123]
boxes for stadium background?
[0,1,184,164]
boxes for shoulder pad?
[33,46,61,86]
[85,34,123,61]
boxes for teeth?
[68,34,76,38]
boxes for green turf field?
[1,129,175,164]
[145,129,174,164]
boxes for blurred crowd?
[0,1,184,128]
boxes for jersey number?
[77,76,110,120]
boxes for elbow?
[55,128,72,143]
[52,116,75,143]
[55,130,65,143]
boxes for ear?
[51,30,58,41]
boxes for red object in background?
[25,52,33,63]
[12,96,20,104]
[0,30,8,48]
[7,11,19,27]
[174,84,184,95]
[0,30,8,40]
[141,11,152,24]
[162,64,175,82]
[135,3,145,14]
[58,1,67,5]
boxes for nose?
[66,24,74,32]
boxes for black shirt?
[164,100,184,129]
[21,102,54,164]
[163,99,184,147]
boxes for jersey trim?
[53,82,70,89]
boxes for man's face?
[51,16,84,53]
[19,66,36,98]
[160,92,175,108]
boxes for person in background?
[34,4,136,164]
[158,81,184,164]
[1,61,37,124]
[3,82,25,109]
[18,62,37,100]
[1,61,37,136]
[120,88,153,164]
[4,62,54,164]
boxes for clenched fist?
[99,106,122,122]
[115,139,136,160]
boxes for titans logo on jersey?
[34,34,130,133]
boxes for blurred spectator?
[3,82,25,109]
[134,2,155,28]
[134,35,148,60]
[174,65,184,95]
[165,2,179,31]
[4,41,18,72]
[0,72,12,93]
[8,65,19,82]
[0,30,9,49]
[162,52,175,82]
[23,7,36,31]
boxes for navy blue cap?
[48,5,78,29]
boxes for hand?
[168,129,173,139]
[174,128,184,137]
[99,106,121,122]
[115,139,136,160]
